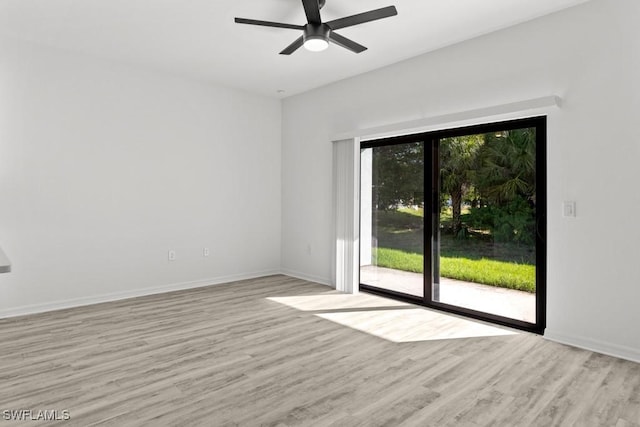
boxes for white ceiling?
[0,0,588,98]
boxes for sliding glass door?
[359,117,546,333]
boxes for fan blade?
[326,6,397,30]
[280,36,305,55]
[302,0,322,24]
[329,32,367,53]
[235,17,304,30]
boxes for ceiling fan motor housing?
[303,23,331,43]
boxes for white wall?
[282,0,640,361]
[0,36,282,315]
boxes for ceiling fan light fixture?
[303,37,329,52]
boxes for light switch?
[562,201,576,218]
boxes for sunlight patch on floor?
[267,293,408,311]
[268,294,519,343]
[316,309,518,342]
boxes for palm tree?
[439,135,483,235]
[477,128,536,204]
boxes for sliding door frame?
[359,116,547,334]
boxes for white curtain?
[332,138,360,293]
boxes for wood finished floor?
[0,275,639,426]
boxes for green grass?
[440,256,535,292]
[374,247,535,293]
[374,247,423,273]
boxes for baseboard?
[280,268,333,287]
[544,329,640,364]
[0,269,280,319]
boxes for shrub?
[468,197,535,245]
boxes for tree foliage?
[476,129,536,204]
[372,142,424,210]
[370,128,537,245]
[441,128,537,244]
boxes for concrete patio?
[360,266,536,323]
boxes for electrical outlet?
[562,201,576,218]
[168,250,176,261]
[203,247,210,257]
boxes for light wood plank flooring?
[0,275,638,426]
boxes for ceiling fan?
[234,0,398,55]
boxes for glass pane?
[434,128,537,323]
[360,142,424,297]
